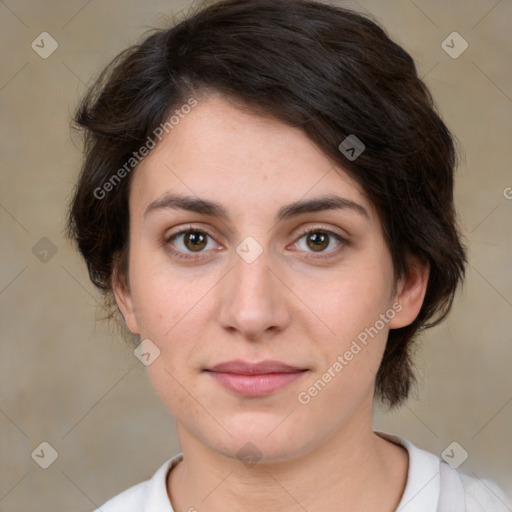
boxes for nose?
[217,243,292,341]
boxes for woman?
[67,0,511,510]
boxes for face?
[114,94,428,464]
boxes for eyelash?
[163,225,348,261]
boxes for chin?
[213,420,308,465]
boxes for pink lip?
[204,360,308,397]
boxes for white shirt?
[93,431,511,511]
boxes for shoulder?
[375,431,511,512]
[92,481,147,512]
[91,453,183,512]
[459,472,512,512]
[437,457,511,512]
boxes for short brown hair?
[67,0,467,409]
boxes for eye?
[291,227,347,259]
[164,225,348,261]
[164,227,219,260]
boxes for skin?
[114,93,430,512]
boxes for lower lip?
[206,371,307,397]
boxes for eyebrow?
[144,193,369,222]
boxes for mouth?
[203,359,309,397]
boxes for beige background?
[1,0,511,510]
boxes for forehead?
[130,94,375,223]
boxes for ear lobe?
[112,261,140,335]
[388,253,430,329]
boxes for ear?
[388,253,430,329]
[112,256,140,335]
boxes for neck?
[168,402,408,512]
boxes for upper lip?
[205,360,307,374]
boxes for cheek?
[145,359,209,441]
[128,254,217,398]
[128,252,205,339]
[296,258,394,342]
[294,260,395,404]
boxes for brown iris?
[183,231,208,252]
[306,232,329,252]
